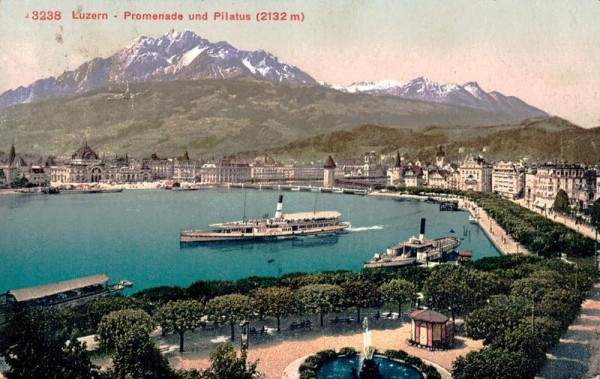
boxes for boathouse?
[409,309,454,350]
[2,274,112,308]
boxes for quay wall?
[368,191,528,256]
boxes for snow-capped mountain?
[0,30,316,107]
[344,77,547,118]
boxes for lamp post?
[240,320,249,351]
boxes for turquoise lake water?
[0,189,500,293]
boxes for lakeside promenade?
[514,198,599,242]
[369,192,529,256]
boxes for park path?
[538,283,600,378]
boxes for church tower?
[436,146,445,167]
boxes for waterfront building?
[404,166,424,187]
[199,159,251,184]
[427,168,450,189]
[105,159,152,183]
[144,155,174,180]
[528,163,591,210]
[173,151,204,182]
[251,161,323,182]
[50,142,103,183]
[50,142,152,185]
[1,144,50,187]
[492,161,524,199]
[363,151,385,177]
[459,154,492,192]
[0,275,130,321]
[323,155,336,188]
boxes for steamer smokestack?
[419,218,426,240]
[275,195,284,218]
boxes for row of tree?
[387,185,598,258]
[0,307,262,379]
[451,256,598,378]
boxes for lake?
[0,189,500,293]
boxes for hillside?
[0,79,531,158]
[257,118,600,164]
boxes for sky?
[0,0,599,127]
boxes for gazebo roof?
[409,309,449,323]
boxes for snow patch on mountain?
[340,77,547,118]
[0,30,316,108]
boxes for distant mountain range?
[341,77,547,119]
[0,30,546,121]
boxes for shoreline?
[368,191,528,256]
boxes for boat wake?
[348,225,384,232]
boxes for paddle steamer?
[180,195,349,243]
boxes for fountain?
[359,317,380,379]
[314,317,425,379]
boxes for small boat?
[364,218,460,268]
[469,215,478,224]
[181,195,350,243]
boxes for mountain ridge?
[1,30,546,121]
[0,30,316,108]
[341,77,547,119]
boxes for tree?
[465,295,530,344]
[134,286,189,305]
[252,287,297,332]
[591,199,600,234]
[422,265,488,323]
[339,281,382,323]
[97,309,174,379]
[207,294,253,341]
[452,347,532,379]
[380,279,417,322]
[74,296,151,335]
[155,300,205,352]
[553,189,570,214]
[97,309,155,352]
[510,276,560,304]
[0,308,99,379]
[203,343,263,379]
[296,284,345,327]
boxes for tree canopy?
[207,294,253,341]
[553,189,570,214]
[155,300,205,352]
[296,284,345,327]
[380,279,417,321]
[252,286,297,332]
[0,308,99,379]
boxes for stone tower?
[389,151,402,186]
[323,155,336,188]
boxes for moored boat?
[180,195,349,243]
[364,218,460,268]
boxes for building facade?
[492,161,523,199]
[459,154,492,192]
